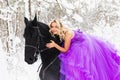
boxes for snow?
[72,14,83,23]
[0,0,120,80]
[60,0,75,9]
[0,40,9,80]
[0,39,41,80]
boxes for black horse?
[23,15,62,80]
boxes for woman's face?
[50,22,59,35]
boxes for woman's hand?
[46,40,56,48]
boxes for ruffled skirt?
[59,31,120,80]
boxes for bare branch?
[56,0,61,18]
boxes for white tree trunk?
[24,0,30,19]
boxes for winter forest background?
[0,0,120,80]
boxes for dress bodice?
[71,30,85,45]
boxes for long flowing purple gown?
[58,30,120,80]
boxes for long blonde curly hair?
[49,19,70,40]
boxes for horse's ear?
[24,17,29,25]
[34,13,37,21]
[32,14,37,24]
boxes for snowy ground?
[0,39,41,80]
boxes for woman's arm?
[46,31,73,53]
[55,31,72,53]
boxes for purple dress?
[58,30,120,80]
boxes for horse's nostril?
[25,58,33,64]
[29,58,33,61]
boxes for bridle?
[25,26,49,61]
[25,25,61,80]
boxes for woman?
[46,19,120,80]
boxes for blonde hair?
[49,19,70,40]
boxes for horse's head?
[24,16,62,80]
[23,15,52,64]
[24,15,62,65]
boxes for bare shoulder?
[65,30,74,39]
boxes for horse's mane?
[37,21,51,40]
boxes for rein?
[25,26,49,72]
[25,25,61,79]
[25,45,48,53]
[25,26,49,53]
